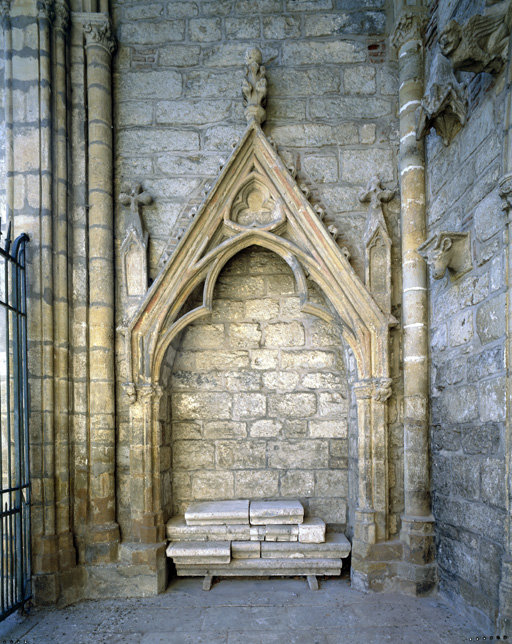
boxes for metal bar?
[0,234,31,620]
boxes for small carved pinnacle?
[242,47,267,126]
[359,176,395,207]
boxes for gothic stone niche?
[126,122,394,585]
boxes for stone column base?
[136,512,166,543]
[398,515,437,594]
[83,522,120,565]
[83,541,168,598]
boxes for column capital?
[499,174,512,211]
[392,9,428,51]
[37,0,54,22]
[53,0,69,34]
[84,18,116,55]
[353,377,392,401]
[1,1,10,20]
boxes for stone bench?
[166,500,351,590]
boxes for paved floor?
[0,575,481,643]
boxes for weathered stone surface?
[250,500,304,525]
[298,517,326,543]
[231,541,261,559]
[264,525,300,542]
[176,557,342,576]
[185,500,249,526]
[167,540,231,564]
[262,532,350,558]
[166,517,251,541]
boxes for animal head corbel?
[418,231,472,280]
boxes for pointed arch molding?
[125,123,395,546]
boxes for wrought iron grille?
[0,227,30,620]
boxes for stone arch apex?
[127,122,394,390]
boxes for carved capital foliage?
[53,0,69,34]
[392,10,427,51]
[37,0,54,22]
[439,1,512,75]
[353,378,392,402]
[416,51,467,146]
[84,19,116,54]
[242,47,267,126]
[418,231,472,280]
[499,173,512,211]
[1,0,10,20]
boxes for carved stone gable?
[128,123,394,387]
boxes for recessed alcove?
[155,245,358,535]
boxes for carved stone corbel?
[416,51,467,146]
[439,0,512,75]
[242,47,267,126]
[359,177,394,314]
[119,183,152,300]
[418,231,472,280]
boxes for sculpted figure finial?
[242,47,267,126]
[439,1,512,75]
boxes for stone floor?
[0,574,480,643]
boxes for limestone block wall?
[425,1,508,628]
[160,248,352,529]
[111,0,398,282]
[112,0,405,545]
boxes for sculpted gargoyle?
[418,232,472,280]
[439,1,512,75]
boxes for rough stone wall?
[426,0,507,628]
[162,247,351,528]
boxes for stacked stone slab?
[166,500,350,589]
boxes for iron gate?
[0,226,30,620]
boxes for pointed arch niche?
[125,124,395,578]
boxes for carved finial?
[416,50,467,146]
[242,47,267,126]
[418,231,472,280]
[439,2,512,75]
[84,19,116,54]
[119,183,152,231]
[359,176,394,243]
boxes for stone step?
[261,533,351,559]
[166,540,231,565]
[249,500,304,525]
[298,517,326,544]
[166,517,250,541]
[185,500,250,525]
[175,557,343,577]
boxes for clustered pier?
[166,500,351,590]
